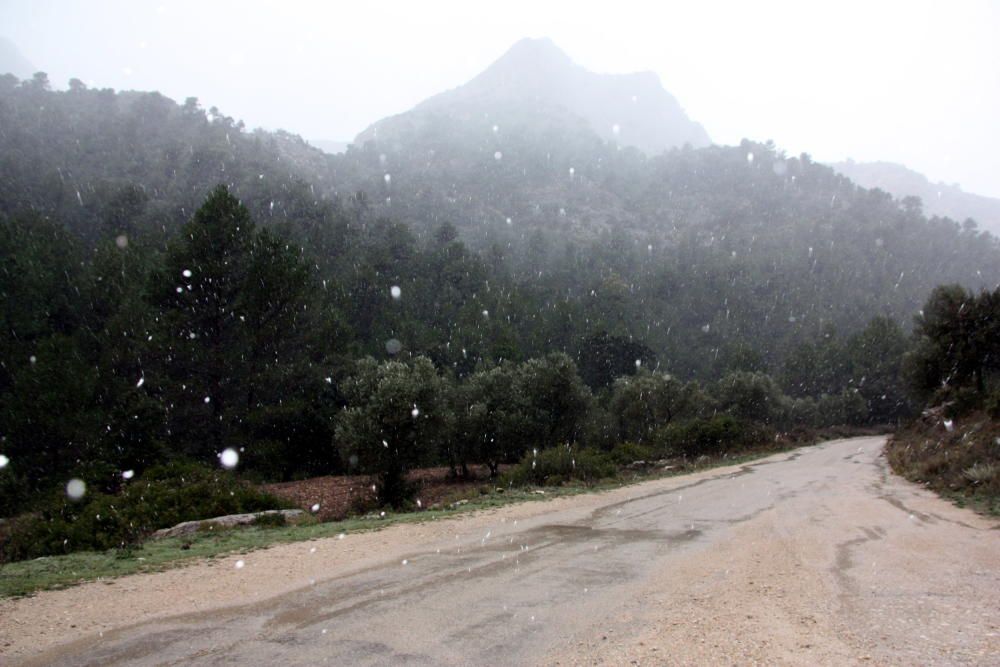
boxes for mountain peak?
[493,37,575,70]
[359,37,710,154]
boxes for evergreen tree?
[149,186,315,464]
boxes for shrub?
[252,512,288,528]
[942,386,986,419]
[580,405,618,452]
[714,372,786,425]
[816,390,869,426]
[0,461,289,562]
[653,416,769,458]
[0,469,30,518]
[962,462,998,486]
[787,397,820,428]
[607,442,656,466]
[503,446,615,487]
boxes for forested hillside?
[2,65,1000,529]
[832,159,1000,237]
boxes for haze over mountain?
[831,160,1000,237]
[357,38,710,155]
[0,35,34,79]
[308,139,349,155]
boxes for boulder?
[151,509,305,539]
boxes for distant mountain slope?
[831,160,1000,237]
[0,79,336,242]
[0,36,36,79]
[308,139,350,154]
[2,61,1000,379]
[357,37,710,155]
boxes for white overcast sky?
[2,0,998,197]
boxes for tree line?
[1,186,920,511]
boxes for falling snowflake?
[66,478,86,501]
[219,448,239,469]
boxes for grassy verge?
[0,433,843,598]
[886,412,999,517]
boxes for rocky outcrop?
[151,509,306,539]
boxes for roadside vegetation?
[0,462,291,563]
[888,412,999,515]
[887,285,1000,515]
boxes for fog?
[3,2,1000,658]
[1,0,998,197]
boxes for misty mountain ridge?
[831,159,1000,237]
[1,41,998,378]
[356,37,710,155]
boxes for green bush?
[787,397,820,428]
[606,442,656,466]
[0,461,289,562]
[941,386,989,419]
[653,416,769,458]
[252,512,289,528]
[503,446,616,487]
[0,469,31,518]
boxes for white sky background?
[2,0,998,197]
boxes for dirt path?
[2,437,998,665]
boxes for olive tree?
[335,356,451,506]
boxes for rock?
[151,509,306,539]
